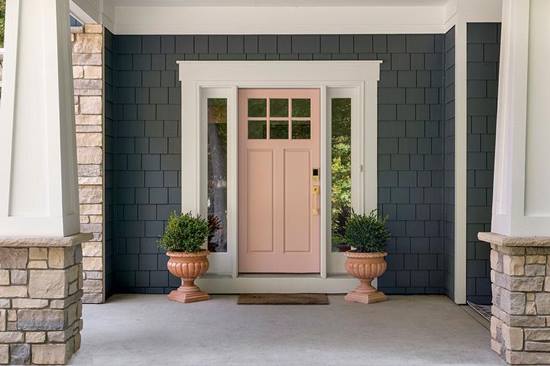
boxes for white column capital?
[0,0,80,236]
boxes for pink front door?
[238,89,320,273]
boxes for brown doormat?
[238,293,329,305]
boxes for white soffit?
[113,6,446,34]
[106,0,502,34]
[111,0,448,6]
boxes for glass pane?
[248,99,266,117]
[292,120,311,139]
[331,98,352,252]
[248,120,267,139]
[207,98,228,252]
[270,99,289,117]
[292,98,311,117]
[270,121,289,139]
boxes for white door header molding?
[178,61,382,84]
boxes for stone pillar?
[480,1,550,364]
[479,233,550,365]
[0,234,91,364]
[72,24,105,304]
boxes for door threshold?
[238,273,322,279]
[196,273,357,294]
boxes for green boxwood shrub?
[345,210,390,253]
[159,212,210,253]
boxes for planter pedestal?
[168,280,209,303]
[344,278,387,304]
[166,251,210,304]
[344,251,388,304]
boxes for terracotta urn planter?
[344,251,388,304]
[166,251,210,303]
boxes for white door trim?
[179,61,380,292]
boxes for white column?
[0,0,80,236]
[491,0,550,236]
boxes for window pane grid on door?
[248,98,267,117]
[270,120,289,139]
[247,97,312,141]
[248,120,267,139]
[292,120,311,139]
[292,98,311,117]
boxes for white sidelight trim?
[453,19,467,305]
[0,0,80,236]
[179,61,380,288]
[491,0,550,237]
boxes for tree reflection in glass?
[207,99,228,252]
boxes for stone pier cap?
[0,233,92,248]
[478,232,550,247]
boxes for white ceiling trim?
[113,5,447,34]
[110,0,449,7]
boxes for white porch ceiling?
[109,0,449,7]
[81,0,501,35]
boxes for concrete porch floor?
[70,294,504,366]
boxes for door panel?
[246,150,274,253]
[238,88,320,273]
[284,150,311,253]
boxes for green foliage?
[331,135,351,213]
[0,0,5,48]
[345,210,390,253]
[159,212,210,253]
[331,98,352,250]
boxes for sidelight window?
[207,98,228,252]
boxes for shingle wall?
[105,33,463,295]
[466,23,500,305]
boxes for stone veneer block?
[479,232,550,365]
[72,25,105,304]
[0,233,91,365]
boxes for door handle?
[312,185,320,215]
[312,168,320,216]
